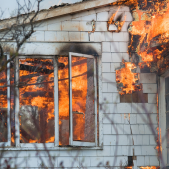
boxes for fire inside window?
[0,54,10,147]
[0,53,98,147]
[0,56,8,142]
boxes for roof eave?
[0,0,116,31]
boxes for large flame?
[113,0,164,161]
[130,4,169,68]
[113,0,169,93]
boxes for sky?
[0,0,82,19]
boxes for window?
[159,71,169,167]
[0,53,10,147]
[12,52,98,148]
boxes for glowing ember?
[125,167,132,169]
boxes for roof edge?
[40,0,116,20]
[0,0,116,31]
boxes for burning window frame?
[10,53,99,148]
[69,52,98,147]
[159,70,169,166]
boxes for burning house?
[0,0,168,168]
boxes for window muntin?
[14,53,98,148]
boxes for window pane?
[165,77,169,94]
[19,58,54,143]
[0,56,7,142]
[10,66,15,145]
[166,77,169,165]
[58,57,69,146]
[167,129,169,147]
[166,94,169,112]
[72,56,95,142]
[167,113,169,130]
[168,148,169,164]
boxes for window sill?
[1,146,103,151]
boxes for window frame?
[14,53,101,148]
[69,52,97,147]
[159,69,169,167]
[0,53,11,147]
[15,55,57,148]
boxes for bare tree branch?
[0,0,43,72]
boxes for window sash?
[54,57,59,146]
[15,56,58,147]
[0,53,11,147]
[69,52,97,147]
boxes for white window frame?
[69,52,97,147]
[15,53,99,148]
[0,53,11,147]
[159,69,169,167]
[15,56,58,148]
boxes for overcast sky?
[0,0,82,19]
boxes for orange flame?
[58,56,88,144]
[114,0,169,93]
[0,71,7,108]
[19,58,54,143]
[116,61,141,94]
[140,167,159,169]
[108,7,126,32]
